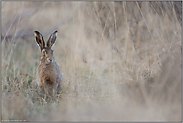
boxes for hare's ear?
[47,31,57,48]
[34,31,45,51]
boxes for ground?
[1,1,182,121]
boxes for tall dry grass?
[1,1,182,121]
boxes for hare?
[34,30,63,96]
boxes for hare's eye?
[42,50,45,54]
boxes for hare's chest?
[39,65,57,83]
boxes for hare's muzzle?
[49,58,53,63]
[46,58,53,63]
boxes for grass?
[1,1,182,122]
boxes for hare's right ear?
[34,31,45,51]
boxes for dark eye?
[42,50,45,54]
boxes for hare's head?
[34,31,57,65]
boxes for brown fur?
[34,31,63,96]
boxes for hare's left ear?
[47,31,58,48]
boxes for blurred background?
[1,1,182,121]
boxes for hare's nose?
[49,59,52,62]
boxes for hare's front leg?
[48,86,54,96]
[38,82,45,93]
[39,80,48,95]
[43,84,49,95]
[56,83,62,94]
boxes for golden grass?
[1,1,182,121]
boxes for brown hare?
[34,30,63,96]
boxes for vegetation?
[1,1,182,121]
